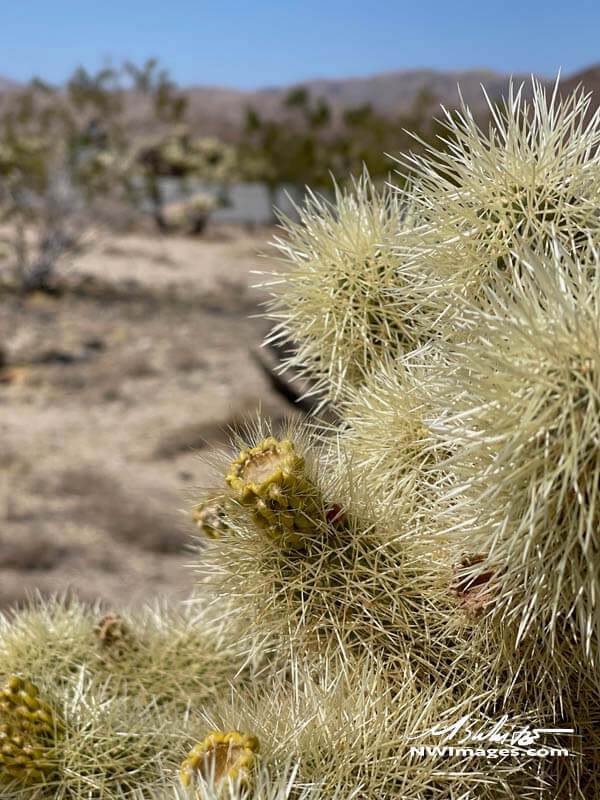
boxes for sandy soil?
[0,227,295,610]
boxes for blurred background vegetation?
[0,58,450,292]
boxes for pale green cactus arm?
[196,419,458,682]
[0,596,248,715]
[399,78,600,311]
[429,243,600,658]
[259,171,437,405]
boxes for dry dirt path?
[0,228,294,610]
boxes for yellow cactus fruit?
[192,494,229,539]
[0,676,60,738]
[180,730,259,791]
[0,678,60,785]
[0,723,53,784]
[225,437,322,545]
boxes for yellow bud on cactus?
[0,678,60,785]
[0,677,60,738]
[180,730,259,791]
[0,723,53,784]
[225,437,322,545]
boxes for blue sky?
[0,0,598,88]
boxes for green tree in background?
[238,84,447,215]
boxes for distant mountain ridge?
[0,76,19,92]
[560,63,600,97]
[0,65,598,138]
[183,68,541,134]
[253,68,536,112]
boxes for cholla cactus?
[199,420,454,678]
[186,138,238,184]
[432,244,600,656]
[402,79,600,309]
[261,171,435,402]
[162,193,219,234]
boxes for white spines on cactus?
[260,171,437,404]
[430,241,600,658]
[400,78,600,309]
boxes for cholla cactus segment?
[260,171,433,403]
[431,243,600,655]
[401,79,600,306]
[196,654,548,800]
[225,436,322,547]
[204,421,455,676]
[106,602,248,711]
[0,596,247,715]
[334,350,450,525]
[2,667,193,798]
[180,731,259,791]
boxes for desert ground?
[0,226,298,610]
